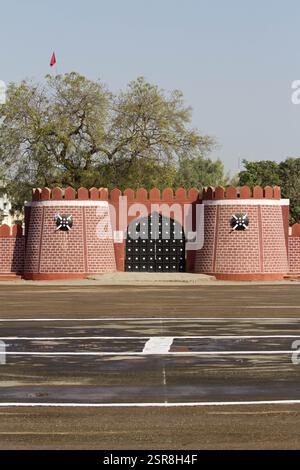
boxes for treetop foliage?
[239,158,300,224]
[0,72,225,211]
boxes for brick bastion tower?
[0,184,296,281]
[23,187,116,280]
[193,185,289,281]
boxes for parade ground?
[0,281,299,449]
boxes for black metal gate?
[125,212,185,272]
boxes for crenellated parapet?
[0,224,24,276]
[288,224,300,273]
[30,185,283,202]
[0,224,23,237]
[31,187,201,203]
[1,183,298,281]
[290,223,300,237]
[202,185,282,200]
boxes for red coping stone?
[264,186,273,199]
[273,186,281,200]
[78,187,89,200]
[291,223,300,237]
[89,188,99,200]
[124,188,135,202]
[149,188,161,201]
[110,188,122,202]
[201,187,208,200]
[188,188,200,202]
[32,188,41,201]
[12,224,23,237]
[65,187,76,200]
[99,188,108,201]
[0,224,10,237]
[253,186,264,199]
[215,186,225,200]
[162,188,174,202]
[41,188,51,201]
[51,187,64,200]
[136,188,148,202]
[239,185,251,199]
[175,188,187,202]
[206,187,215,200]
[226,186,237,199]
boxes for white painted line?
[143,337,174,354]
[1,335,300,340]
[3,350,296,356]
[202,199,289,207]
[0,336,151,340]
[0,317,299,322]
[26,201,109,207]
[0,399,300,408]
[248,306,300,309]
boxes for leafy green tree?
[238,160,281,187]
[238,158,300,224]
[279,158,300,224]
[0,73,214,210]
[174,155,228,189]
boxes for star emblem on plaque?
[54,214,73,232]
[230,213,249,231]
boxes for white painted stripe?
[1,335,300,340]
[25,201,109,207]
[0,317,299,322]
[0,336,151,340]
[143,337,174,354]
[248,306,300,309]
[202,199,289,206]
[0,399,299,408]
[3,350,296,356]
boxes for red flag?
[50,51,56,67]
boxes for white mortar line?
[0,400,299,408]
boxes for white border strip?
[25,200,109,207]
[202,199,289,206]
[0,317,299,322]
[0,400,299,407]
[3,350,295,356]
[1,335,299,340]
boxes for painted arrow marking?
[142,337,174,354]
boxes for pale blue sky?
[1,0,300,174]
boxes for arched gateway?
[125,212,185,272]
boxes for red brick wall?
[214,205,261,274]
[39,206,86,275]
[24,189,117,279]
[194,206,216,273]
[194,185,289,281]
[23,185,290,281]
[261,206,288,273]
[85,206,116,274]
[0,225,24,274]
[288,224,300,273]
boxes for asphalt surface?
[0,284,300,449]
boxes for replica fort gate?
[0,185,299,281]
